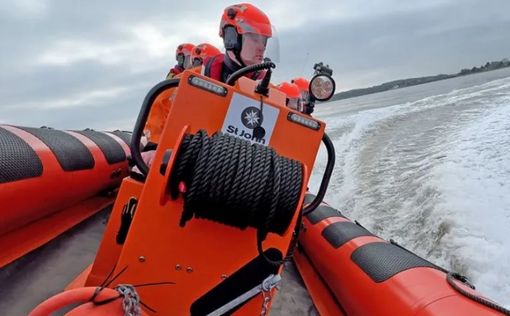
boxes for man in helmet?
[141,4,272,170]
[166,43,195,79]
[313,62,333,76]
[277,82,302,112]
[145,43,195,150]
[191,43,222,67]
[203,3,272,83]
[291,77,313,114]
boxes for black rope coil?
[169,130,303,257]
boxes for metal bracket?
[207,274,282,316]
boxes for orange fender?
[29,287,147,316]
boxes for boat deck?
[0,209,317,315]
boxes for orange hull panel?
[0,125,130,266]
[298,194,505,315]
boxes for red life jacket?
[167,65,184,79]
[203,54,265,83]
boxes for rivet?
[186,267,193,273]
[221,274,228,280]
[175,264,182,271]
[138,256,146,263]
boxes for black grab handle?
[226,60,276,86]
[302,133,335,215]
[130,78,180,177]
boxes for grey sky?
[1,0,510,130]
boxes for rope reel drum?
[88,63,335,314]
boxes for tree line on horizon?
[331,57,510,101]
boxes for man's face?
[192,57,202,67]
[183,53,192,69]
[240,33,267,65]
[300,90,310,105]
[176,53,185,67]
[287,97,302,112]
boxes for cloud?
[5,84,148,110]
[1,0,510,129]
[34,21,222,71]
[0,0,49,19]
[274,0,510,89]
[1,82,148,130]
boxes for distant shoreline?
[331,58,510,101]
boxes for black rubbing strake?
[17,126,94,171]
[351,242,439,283]
[322,221,373,249]
[75,130,126,164]
[306,204,346,224]
[108,130,132,147]
[0,127,43,183]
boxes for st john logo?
[240,106,264,129]
[222,93,280,146]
